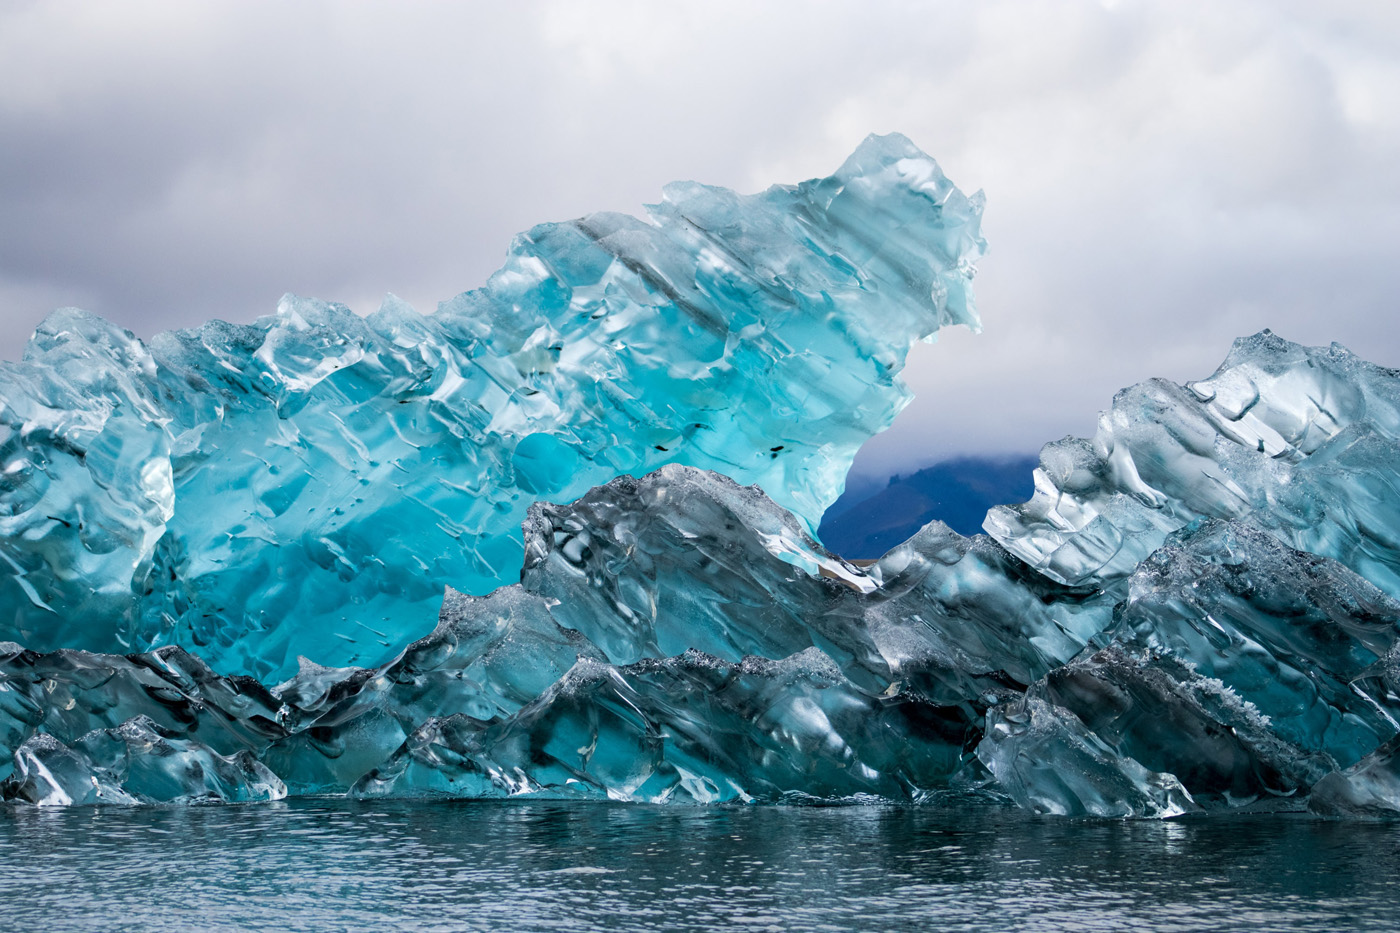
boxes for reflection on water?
[2,797,1398,931]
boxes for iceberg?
[5,133,1400,817]
[0,464,1087,801]
[0,133,985,679]
[520,465,1114,720]
[985,333,1400,594]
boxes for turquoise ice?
[0,134,985,679]
[7,131,1400,816]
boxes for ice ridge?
[6,355,1400,813]
[6,134,1400,816]
[985,331,1400,594]
[0,133,985,680]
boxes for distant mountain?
[818,455,1038,559]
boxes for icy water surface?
[2,798,1397,932]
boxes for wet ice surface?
[3,799,1399,932]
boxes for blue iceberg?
[985,333,1400,596]
[0,134,985,679]
[5,134,1400,817]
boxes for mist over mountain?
[820,455,1038,559]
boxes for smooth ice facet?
[978,695,1199,818]
[979,519,1400,815]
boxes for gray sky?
[2,0,1398,479]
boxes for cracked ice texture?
[0,465,1091,804]
[985,332,1400,593]
[975,518,1400,817]
[0,133,984,679]
[4,110,1400,818]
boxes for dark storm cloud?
[2,0,1398,477]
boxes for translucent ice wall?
[0,133,985,679]
[5,334,1400,813]
[12,123,1399,816]
[985,332,1400,594]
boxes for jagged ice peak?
[0,133,985,679]
[6,131,1400,819]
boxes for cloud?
[1,0,1397,477]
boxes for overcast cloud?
[2,0,1398,479]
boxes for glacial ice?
[519,466,1106,702]
[5,137,1400,818]
[0,133,984,680]
[979,694,1200,819]
[1310,735,1400,817]
[3,719,285,806]
[985,333,1400,594]
[0,465,1088,803]
[351,649,973,804]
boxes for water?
[1,798,1396,932]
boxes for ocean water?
[1,797,1396,932]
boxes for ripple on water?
[2,800,1399,932]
